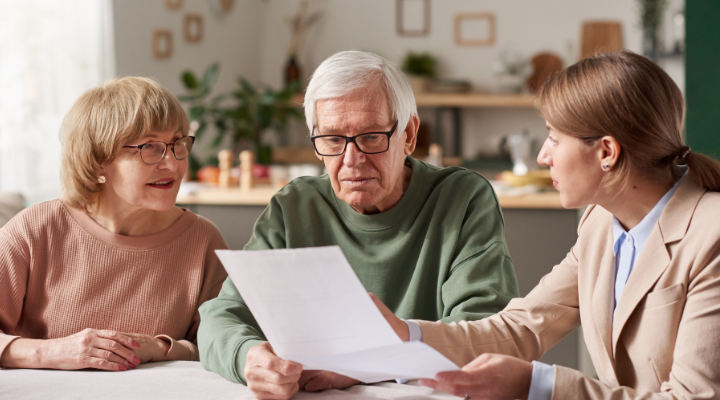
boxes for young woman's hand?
[0,328,141,371]
[419,353,533,400]
[369,293,409,341]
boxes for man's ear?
[403,114,420,156]
[315,152,323,161]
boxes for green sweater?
[198,157,518,383]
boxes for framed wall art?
[454,13,496,46]
[396,0,430,37]
[184,14,204,43]
[152,30,173,59]
[165,0,183,10]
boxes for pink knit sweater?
[0,199,228,363]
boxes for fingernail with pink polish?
[132,341,141,348]
[119,365,128,371]
[129,363,137,369]
[133,356,141,364]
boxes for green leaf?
[203,63,220,89]
[210,133,225,148]
[238,78,257,95]
[188,106,206,121]
[177,94,200,103]
[194,122,207,139]
[181,71,199,89]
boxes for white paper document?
[215,246,460,383]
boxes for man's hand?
[299,370,361,392]
[419,353,533,400]
[245,342,303,400]
[369,293,409,341]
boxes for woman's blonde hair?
[539,50,720,191]
[60,77,189,211]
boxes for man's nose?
[537,141,552,167]
[343,141,365,167]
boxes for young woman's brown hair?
[539,50,720,191]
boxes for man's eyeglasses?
[310,121,398,156]
[122,136,195,165]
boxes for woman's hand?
[419,354,533,400]
[120,333,170,363]
[1,328,141,371]
[369,293,409,341]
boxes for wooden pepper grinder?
[240,150,254,192]
[218,149,233,189]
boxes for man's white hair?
[304,50,417,140]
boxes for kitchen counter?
[176,185,564,209]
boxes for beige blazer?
[415,178,720,399]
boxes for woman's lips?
[552,180,558,189]
[147,179,175,190]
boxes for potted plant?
[401,51,437,93]
[178,63,303,178]
[637,0,668,61]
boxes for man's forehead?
[315,90,393,133]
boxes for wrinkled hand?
[40,328,141,371]
[369,293,408,341]
[245,342,303,400]
[299,370,361,392]
[419,353,533,400]
[120,333,170,363]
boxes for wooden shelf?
[415,92,536,108]
[292,92,537,108]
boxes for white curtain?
[0,0,116,205]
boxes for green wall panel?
[686,0,720,159]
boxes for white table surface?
[0,361,459,400]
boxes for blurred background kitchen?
[0,0,717,379]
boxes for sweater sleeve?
[439,175,520,323]
[0,222,31,362]
[158,219,229,362]
[197,197,285,384]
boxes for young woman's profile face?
[537,123,605,209]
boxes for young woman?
[375,51,720,399]
[0,77,228,371]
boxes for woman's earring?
[602,164,610,171]
[98,175,106,183]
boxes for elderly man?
[198,51,518,399]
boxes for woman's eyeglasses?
[123,136,195,165]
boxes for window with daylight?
[0,0,116,204]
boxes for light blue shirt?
[528,168,687,400]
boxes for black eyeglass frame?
[122,136,196,165]
[310,121,399,156]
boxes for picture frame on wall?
[164,0,183,10]
[152,30,173,59]
[184,14,204,43]
[396,0,430,37]
[454,13,496,46]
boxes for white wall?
[113,0,657,159]
[113,0,264,95]
[257,0,644,158]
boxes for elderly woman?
[0,77,227,371]
[376,51,720,399]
